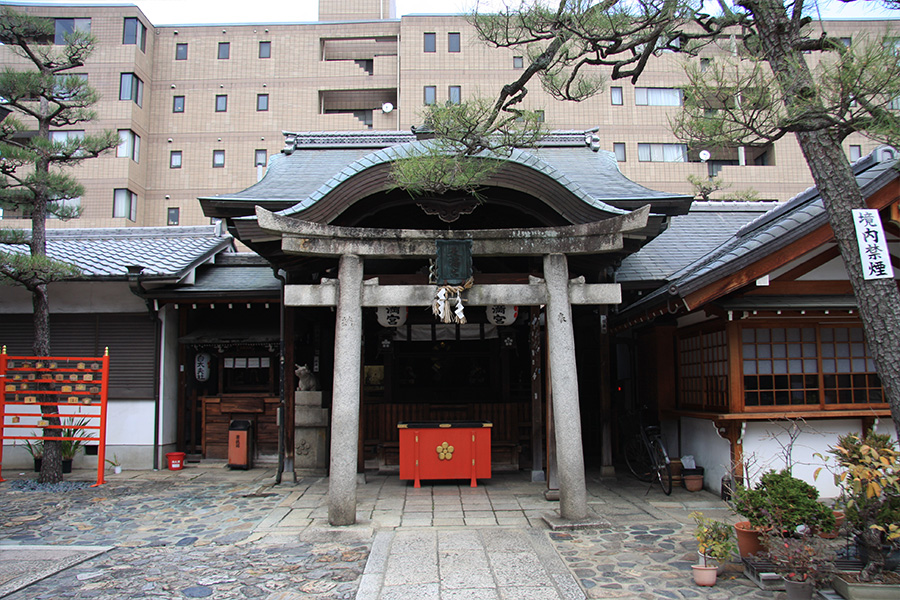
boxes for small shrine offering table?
[397,421,492,488]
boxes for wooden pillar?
[328,254,364,526]
[530,308,545,482]
[599,306,614,476]
[543,253,588,521]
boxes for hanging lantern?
[487,305,518,326]
[194,352,212,382]
[377,306,408,327]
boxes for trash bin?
[228,420,253,470]
[166,452,186,471]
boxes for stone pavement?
[0,464,781,600]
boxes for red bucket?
[166,452,186,471]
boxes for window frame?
[173,95,185,113]
[175,43,188,60]
[259,41,271,59]
[215,94,228,112]
[424,32,436,53]
[212,149,225,168]
[170,150,183,169]
[513,56,524,69]
[119,73,144,107]
[637,143,688,163]
[255,149,267,167]
[448,86,461,105]
[610,87,623,106]
[218,42,230,59]
[167,207,180,226]
[113,188,137,221]
[116,129,141,162]
[635,87,684,106]
[613,143,626,162]
[123,17,146,52]
[424,86,437,105]
[257,93,269,111]
[54,18,90,45]
[448,32,460,53]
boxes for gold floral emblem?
[436,442,454,460]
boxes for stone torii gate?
[257,205,650,526]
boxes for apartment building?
[0,0,894,229]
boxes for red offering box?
[397,421,492,488]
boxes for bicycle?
[624,422,672,495]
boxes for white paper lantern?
[487,305,518,326]
[376,306,408,327]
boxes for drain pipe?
[274,268,287,484]
[126,266,161,470]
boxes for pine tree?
[0,8,119,483]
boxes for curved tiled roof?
[2,226,233,280]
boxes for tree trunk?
[747,0,900,438]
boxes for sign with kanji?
[852,209,895,281]
[435,240,473,285]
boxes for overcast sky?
[2,0,896,25]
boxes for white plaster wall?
[682,417,899,499]
[0,282,145,314]
[677,417,732,494]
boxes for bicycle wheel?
[624,435,653,482]
[650,441,672,495]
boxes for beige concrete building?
[0,0,894,229]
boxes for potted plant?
[731,469,835,558]
[23,436,43,472]
[59,417,93,473]
[762,529,834,600]
[828,432,900,597]
[106,455,122,474]
[690,511,736,586]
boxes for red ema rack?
[0,346,110,486]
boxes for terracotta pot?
[821,510,845,539]
[784,578,814,600]
[734,521,765,558]
[684,474,703,492]
[692,564,718,586]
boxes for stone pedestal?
[294,391,329,474]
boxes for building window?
[635,87,683,106]
[424,32,436,53]
[173,95,185,113]
[175,43,188,60]
[170,150,182,168]
[850,145,862,161]
[513,56,524,69]
[54,18,90,45]
[117,129,141,162]
[216,95,228,112]
[123,17,146,52]
[610,87,623,105]
[741,326,882,407]
[167,207,180,226]
[50,130,85,143]
[218,42,230,59]
[257,93,269,111]
[255,149,267,167]
[535,110,545,122]
[119,73,144,107]
[448,32,460,53]
[113,189,137,221]
[700,58,711,72]
[638,143,688,162]
[213,150,225,168]
[48,196,80,219]
[841,37,852,47]
[259,41,271,58]
[424,86,436,105]
[448,86,461,105]
[614,143,626,162]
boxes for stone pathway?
[0,466,791,600]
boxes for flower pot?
[734,521,765,558]
[683,474,703,492]
[784,578,814,600]
[698,552,726,575]
[113,466,122,475]
[62,459,72,474]
[856,539,900,571]
[821,510,844,539]
[832,573,900,600]
[692,564,718,586]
